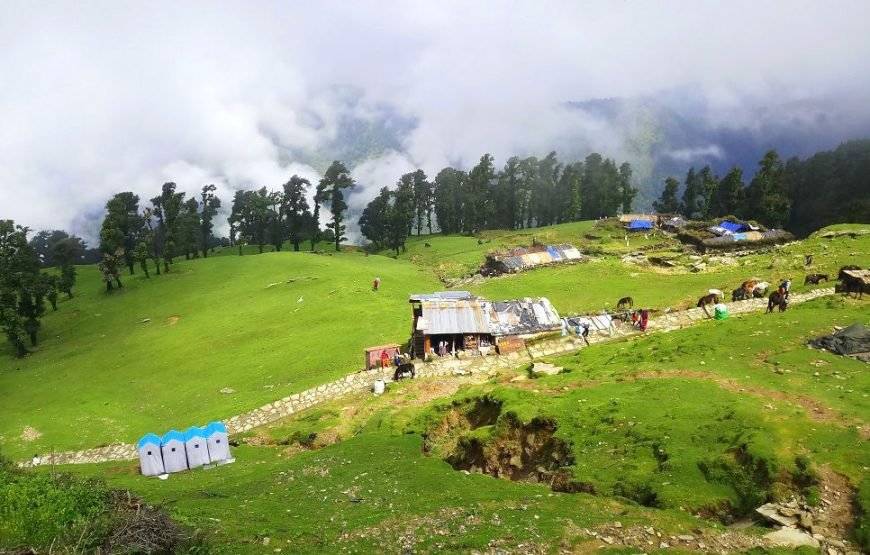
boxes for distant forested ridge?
[648,140,870,235]
[785,140,870,236]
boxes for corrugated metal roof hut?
[409,293,561,359]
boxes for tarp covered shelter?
[206,422,231,462]
[810,324,870,362]
[662,217,687,231]
[137,433,165,476]
[484,243,583,274]
[719,221,749,233]
[184,426,211,468]
[161,430,188,473]
[628,219,654,231]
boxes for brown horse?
[767,290,788,313]
[740,279,759,292]
[616,296,634,310]
[697,293,719,316]
[804,273,829,285]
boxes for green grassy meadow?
[1,220,868,552]
[0,250,440,458]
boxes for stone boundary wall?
[28,287,835,466]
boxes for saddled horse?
[697,293,720,308]
[767,290,788,313]
[393,362,416,381]
[697,293,720,317]
[616,296,634,310]
[838,265,865,299]
[731,279,759,302]
[804,273,829,285]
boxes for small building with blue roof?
[205,421,231,462]
[161,429,188,473]
[184,426,211,468]
[137,433,165,476]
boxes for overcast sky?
[2,1,869,241]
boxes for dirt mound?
[424,397,591,493]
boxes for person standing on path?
[779,278,792,300]
[380,349,390,369]
[580,321,591,345]
[640,309,649,332]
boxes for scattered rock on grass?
[219,387,236,394]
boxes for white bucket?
[373,379,385,395]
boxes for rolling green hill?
[1,221,868,553]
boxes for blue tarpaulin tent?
[719,221,748,233]
[629,219,654,231]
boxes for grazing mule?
[393,362,416,381]
[767,290,788,313]
[732,287,752,301]
[804,273,829,285]
[697,293,720,317]
[616,296,634,310]
[697,293,720,308]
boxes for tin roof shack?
[409,293,562,359]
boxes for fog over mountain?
[2,1,869,242]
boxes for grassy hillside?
[51,298,869,553]
[0,250,440,458]
[1,221,866,460]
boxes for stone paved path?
[26,287,835,466]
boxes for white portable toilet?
[184,426,211,468]
[205,421,231,462]
[161,430,188,473]
[137,433,165,476]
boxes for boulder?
[531,362,562,376]
[764,528,819,549]
[756,503,798,527]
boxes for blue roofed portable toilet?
[205,421,231,462]
[161,430,188,473]
[137,433,165,476]
[184,426,211,469]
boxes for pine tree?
[653,177,682,214]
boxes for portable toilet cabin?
[161,430,188,473]
[184,426,211,469]
[205,421,231,462]
[137,433,165,476]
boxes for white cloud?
[664,145,725,163]
[1,0,868,242]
